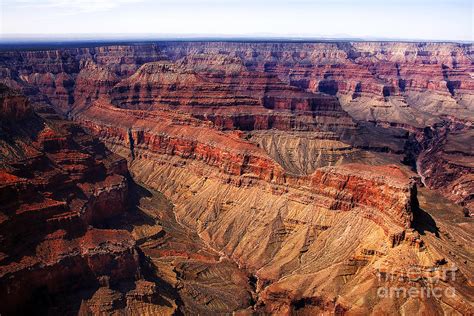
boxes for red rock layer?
[0,44,166,113]
[106,60,356,133]
[0,85,33,120]
[0,85,256,315]
[0,85,143,315]
[2,42,472,118]
[1,41,471,215]
[157,42,474,104]
[74,99,414,244]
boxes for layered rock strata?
[72,95,472,314]
[0,85,146,314]
[0,85,256,314]
[0,41,473,314]
[1,41,472,213]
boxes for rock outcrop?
[0,84,255,315]
[0,85,151,314]
[3,42,472,122]
[69,83,471,314]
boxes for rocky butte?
[0,41,473,314]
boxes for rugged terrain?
[0,41,473,314]
[0,84,252,314]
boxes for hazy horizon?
[1,0,473,42]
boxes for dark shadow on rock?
[318,80,338,95]
[128,178,153,206]
[412,206,440,237]
[94,179,156,231]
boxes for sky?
[0,0,473,41]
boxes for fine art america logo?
[376,265,457,299]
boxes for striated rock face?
[123,135,472,314]
[70,91,471,314]
[0,85,138,314]
[3,41,472,122]
[1,41,472,211]
[142,42,473,126]
[0,85,33,120]
[0,84,254,315]
[78,100,414,237]
[0,41,473,314]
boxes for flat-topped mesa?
[1,42,472,119]
[154,41,473,97]
[1,43,472,314]
[5,42,471,131]
[0,44,166,113]
[110,60,348,107]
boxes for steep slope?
[417,124,474,216]
[0,85,253,315]
[2,42,472,123]
[0,85,158,314]
[70,77,472,314]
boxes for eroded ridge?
[0,85,254,314]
